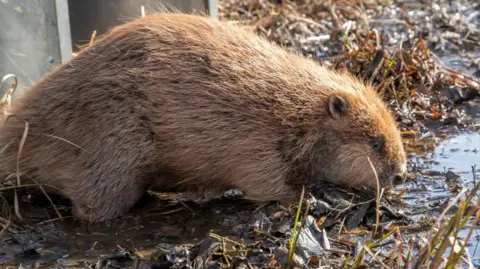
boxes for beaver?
[0,12,408,222]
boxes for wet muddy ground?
[1,0,480,268]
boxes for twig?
[472,165,477,185]
[209,232,247,249]
[362,245,390,268]
[404,237,415,268]
[367,156,382,238]
[329,3,342,29]
[40,134,89,153]
[14,121,29,221]
[23,173,63,220]
[88,30,97,47]
[177,199,195,215]
[287,185,305,269]
[36,216,72,226]
[222,237,231,267]
[0,182,63,192]
[0,195,11,238]
[253,202,271,213]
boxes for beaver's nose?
[392,163,408,184]
[392,173,406,184]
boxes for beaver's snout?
[392,173,406,185]
[390,163,408,185]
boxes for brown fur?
[0,12,407,222]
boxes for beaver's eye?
[370,139,384,152]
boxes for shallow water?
[1,194,255,267]
[398,103,480,265]
[431,132,480,175]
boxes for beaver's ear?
[328,94,348,119]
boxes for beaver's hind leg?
[68,164,149,222]
[70,180,146,222]
[66,144,155,223]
